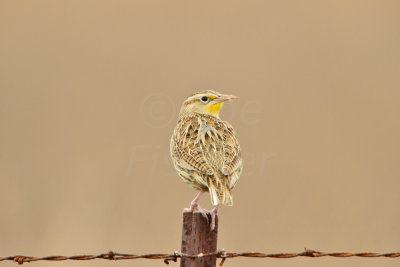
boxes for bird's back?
[170,112,243,206]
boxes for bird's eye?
[201,96,208,102]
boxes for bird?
[170,90,243,230]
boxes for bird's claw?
[183,201,199,213]
[210,212,216,231]
[209,206,219,231]
[184,203,210,223]
[197,207,210,222]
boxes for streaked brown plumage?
[170,90,243,229]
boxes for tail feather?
[223,189,233,206]
[209,187,220,206]
[208,177,233,206]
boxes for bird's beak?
[213,94,239,103]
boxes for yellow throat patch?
[206,102,222,115]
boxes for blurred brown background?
[1,1,399,267]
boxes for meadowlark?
[170,90,243,230]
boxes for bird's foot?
[209,205,219,231]
[196,206,210,221]
[183,202,209,221]
[183,200,199,213]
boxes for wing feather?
[170,115,213,185]
[221,121,242,175]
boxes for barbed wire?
[1,249,399,266]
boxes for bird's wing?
[171,115,214,181]
[220,121,242,177]
[171,114,242,194]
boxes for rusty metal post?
[180,211,218,267]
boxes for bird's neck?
[178,110,220,121]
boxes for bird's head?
[179,90,239,118]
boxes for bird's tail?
[208,177,233,206]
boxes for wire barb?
[1,249,399,265]
[164,251,180,265]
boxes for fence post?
[180,211,218,267]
